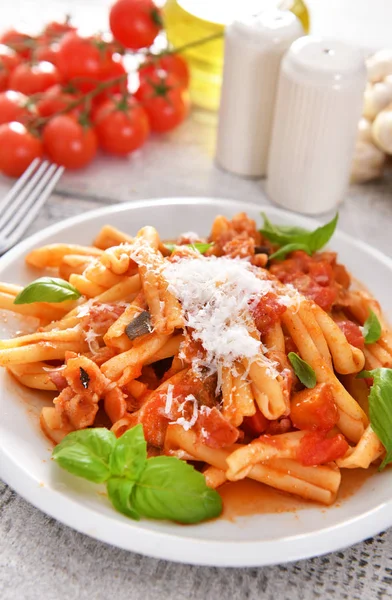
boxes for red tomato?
[43,19,76,40]
[43,115,97,169]
[94,95,149,155]
[0,44,22,73]
[242,406,268,437]
[9,61,61,95]
[297,432,349,466]
[0,122,43,178]
[57,32,111,92]
[0,90,33,125]
[135,71,189,133]
[0,69,8,92]
[0,29,33,58]
[109,0,162,50]
[96,54,127,99]
[36,84,77,118]
[195,407,239,449]
[290,383,339,432]
[35,42,59,65]
[336,320,365,350]
[251,291,287,336]
[139,53,190,89]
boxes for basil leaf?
[109,424,147,480]
[363,310,382,345]
[260,213,309,245]
[132,456,222,524]
[260,213,338,256]
[164,242,213,254]
[14,277,81,304]
[269,243,312,261]
[359,368,392,469]
[107,477,140,520]
[52,429,116,483]
[288,352,317,389]
[307,213,339,253]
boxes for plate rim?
[0,196,391,567]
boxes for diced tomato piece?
[196,407,239,448]
[336,320,365,349]
[137,395,168,448]
[251,292,287,336]
[308,261,334,286]
[333,263,351,288]
[242,406,268,437]
[297,432,349,466]
[290,383,339,432]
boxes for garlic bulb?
[372,105,392,153]
[351,140,385,183]
[357,117,373,143]
[363,77,392,120]
[366,49,392,83]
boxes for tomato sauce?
[270,250,350,312]
[251,292,287,336]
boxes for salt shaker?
[215,10,303,178]
[267,36,367,214]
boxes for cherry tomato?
[94,95,149,155]
[0,44,22,73]
[57,32,111,92]
[35,42,59,65]
[336,320,365,350]
[0,122,43,178]
[297,432,349,466]
[135,71,189,133]
[139,53,190,89]
[290,383,339,432]
[43,19,76,40]
[0,29,34,59]
[0,90,33,125]
[36,84,78,118]
[43,114,97,169]
[97,54,127,97]
[9,61,61,95]
[109,0,162,50]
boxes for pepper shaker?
[215,10,303,178]
[266,36,367,214]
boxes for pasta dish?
[0,212,391,524]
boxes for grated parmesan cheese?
[169,394,199,431]
[162,256,275,373]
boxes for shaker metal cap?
[283,36,366,84]
[230,10,303,47]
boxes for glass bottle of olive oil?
[163,0,310,111]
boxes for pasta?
[0,211,390,511]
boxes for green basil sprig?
[357,368,392,469]
[288,352,317,389]
[52,424,222,524]
[363,310,382,345]
[262,213,338,261]
[14,277,81,304]
[164,242,213,254]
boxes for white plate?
[0,197,391,567]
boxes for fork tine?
[0,158,41,213]
[2,163,57,238]
[5,165,65,245]
[0,161,52,232]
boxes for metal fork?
[0,159,64,255]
